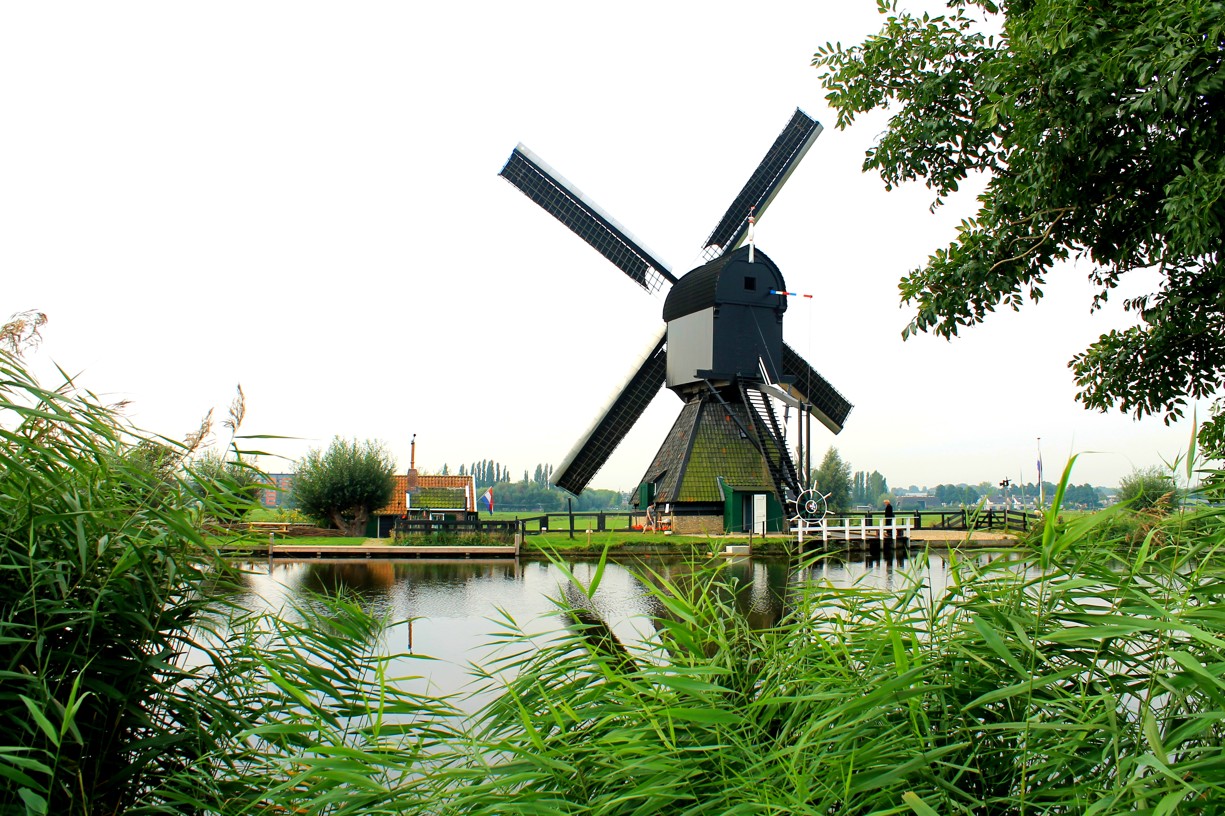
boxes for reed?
[0,334,453,815]
[0,338,229,814]
[444,464,1225,814]
[7,311,1225,814]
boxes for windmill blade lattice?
[499,145,677,294]
[701,109,824,261]
[552,331,669,495]
[780,342,853,434]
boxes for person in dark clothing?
[883,499,895,541]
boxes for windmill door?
[743,493,768,535]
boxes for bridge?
[791,508,1035,546]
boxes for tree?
[1063,482,1103,509]
[867,470,889,503]
[292,437,395,536]
[812,447,853,514]
[814,0,1225,443]
[1118,466,1179,512]
[851,471,867,505]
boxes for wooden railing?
[833,509,1034,533]
[516,512,641,535]
[792,508,1034,544]
[393,518,523,539]
[791,515,914,546]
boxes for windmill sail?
[701,109,824,261]
[502,106,848,504]
[552,331,668,495]
[500,145,678,293]
[780,342,853,434]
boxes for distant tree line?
[931,483,982,507]
[927,481,1103,509]
[809,447,1109,515]
[447,460,513,488]
[493,480,626,513]
[851,470,890,507]
[438,460,623,512]
[1060,483,1104,509]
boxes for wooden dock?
[268,544,519,560]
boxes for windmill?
[499,110,852,531]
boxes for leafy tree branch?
[815,0,1225,438]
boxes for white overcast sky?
[2,1,1204,493]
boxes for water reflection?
[227,549,1014,697]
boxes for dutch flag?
[479,486,494,514]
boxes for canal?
[223,546,996,702]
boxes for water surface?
[227,546,996,699]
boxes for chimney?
[406,433,419,493]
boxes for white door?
[753,494,767,535]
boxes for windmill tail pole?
[747,208,756,263]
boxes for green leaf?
[902,791,941,816]
[17,787,47,816]
[18,698,58,749]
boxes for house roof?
[377,474,475,515]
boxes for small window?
[743,276,757,291]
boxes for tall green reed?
[444,464,1225,815]
[0,321,453,815]
[0,330,233,814]
[8,308,1225,814]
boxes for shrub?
[1119,465,1180,512]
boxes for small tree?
[812,447,853,515]
[292,437,395,536]
[1118,466,1178,513]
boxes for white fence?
[791,515,913,546]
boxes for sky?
[1,1,1205,494]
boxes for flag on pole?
[479,486,494,514]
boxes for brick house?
[366,472,477,537]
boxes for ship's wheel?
[795,487,831,522]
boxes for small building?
[895,494,931,511]
[366,473,477,537]
[366,438,477,536]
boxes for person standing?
[883,499,895,541]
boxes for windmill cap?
[662,245,786,322]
